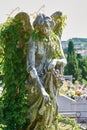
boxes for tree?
[64,40,79,81]
[77,54,87,81]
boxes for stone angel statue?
[15,11,67,130]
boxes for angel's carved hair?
[33,13,54,30]
[33,13,54,38]
[33,14,54,27]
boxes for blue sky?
[0,0,87,40]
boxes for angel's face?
[33,14,54,38]
[42,23,51,38]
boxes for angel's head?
[33,13,54,38]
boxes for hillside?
[62,38,87,55]
[62,38,87,44]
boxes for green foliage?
[46,114,81,130]
[64,40,79,81]
[31,29,62,59]
[54,15,67,37]
[0,17,29,129]
[58,115,81,130]
[49,31,62,59]
[77,55,87,81]
[0,13,66,130]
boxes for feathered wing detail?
[15,12,32,34]
[51,11,63,37]
[14,12,33,56]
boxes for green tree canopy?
[64,40,79,81]
[77,54,87,81]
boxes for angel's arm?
[48,38,67,71]
[27,38,50,102]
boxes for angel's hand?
[48,58,67,71]
[56,58,67,66]
[48,60,56,70]
[41,88,51,106]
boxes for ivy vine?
[0,17,29,130]
[0,12,66,130]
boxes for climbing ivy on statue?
[0,17,29,130]
[0,11,67,130]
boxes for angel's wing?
[15,12,32,35]
[51,11,63,37]
[14,12,33,51]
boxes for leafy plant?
[58,115,81,130]
[0,12,67,130]
[64,40,79,81]
[0,17,29,130]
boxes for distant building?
[62,38,87,57]
[63,75,74,82]
[76,50,87,56]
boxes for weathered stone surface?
[16,12,67,130]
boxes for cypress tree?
[77,55,87,81]
[64,40,79,81]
